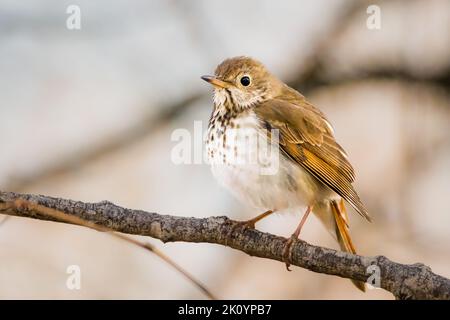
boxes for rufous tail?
[330,199,366,292]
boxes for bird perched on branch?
[202,56,371,291]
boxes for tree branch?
[1,191,449,300]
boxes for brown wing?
[254,99,371,221]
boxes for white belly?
[206,112,329,211]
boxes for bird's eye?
[240,76,251,87]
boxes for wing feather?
[255,99,371,221]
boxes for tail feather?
[331,199,366,292]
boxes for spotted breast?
[206,108,330,213]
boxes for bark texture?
[0,191,449,300]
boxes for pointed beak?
[201,75,231,89]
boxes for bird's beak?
[201,75,231,89]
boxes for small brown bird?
[202,56,371,291]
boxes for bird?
[201,56,371,291]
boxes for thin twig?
[0,215,10,227]
[0,198,216,300]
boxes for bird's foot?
[282,205,313,271]
[282,234,297,271]
[234,219,256,230]
[225,210,274,245]
[225,220,256,245]
[231,218,259,235]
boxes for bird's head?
[202,56,282,112]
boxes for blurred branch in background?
[290,0,450,94]
[5,93,203,191]
[1,191,449,300]
[5,0,449,195]
[0,192,216,299]
[4,1,360,192]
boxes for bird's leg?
[283,205,313,271]
[226,210,274,244]
[236,209,274,230]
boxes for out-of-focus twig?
[0,193,216,300]
[295,68,450,95]
[0,215,10,227]
[1,191,449,300]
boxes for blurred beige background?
[0,0,449,299]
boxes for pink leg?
[282,205,313,271]
[226,210,275,245]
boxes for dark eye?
[240,76,251,86]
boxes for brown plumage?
[254,99,371,221]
